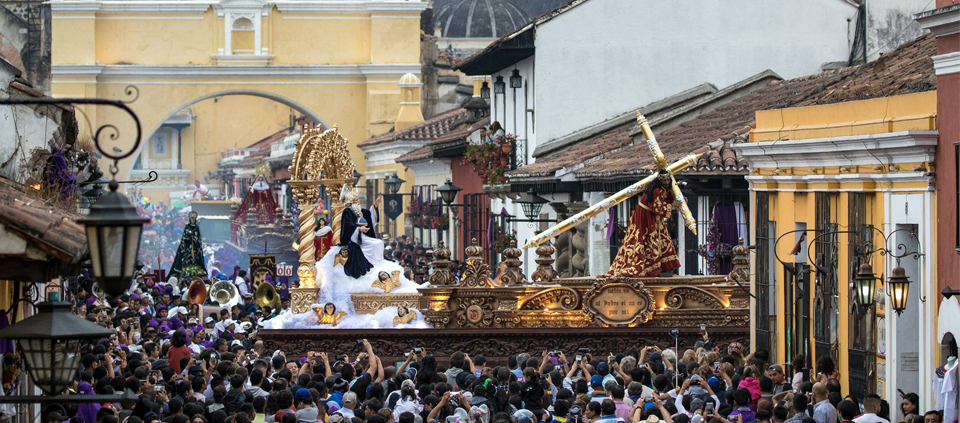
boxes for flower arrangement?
[406,200,449,229]
[492,228,517,254]
[462,132,517,184]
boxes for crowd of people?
[54,278,950,423]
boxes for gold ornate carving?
[663,286,728,309]
[351,293,421,315]
[499,240,526,286]
[290,287,319,314]
[498,299,519,311]
[582,278,656,327]
[428,241,457,286]
[728,237,751,285]
[531,244,558,283]
[519,287,581,311]
[461,238,496,288]
[455,297,495,327]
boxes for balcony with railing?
[270,134,299,159]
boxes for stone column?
[288,181,320,313]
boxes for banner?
[383,193,404,220]
[249,254,277,286]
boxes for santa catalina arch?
[49,0,426,200]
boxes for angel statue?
[312,302,347,325]
[372,270,401,293]
[393,306,415,326]
[338,186,384,278]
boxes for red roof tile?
[573,33,936,179]
[358,108,472,147]
[396,117,491,163]
[0,180,87,263]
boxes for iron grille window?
[847,192,874,402]
[814,192,839,368]
[756,192,772,352]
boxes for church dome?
[435,0,532,39]
[399,73,422,86]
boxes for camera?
[578,348,589,353]
[669,328,680,338]
[336,354,346,362]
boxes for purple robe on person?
[77,382,99,423]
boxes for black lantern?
[854,263,878,307]
[437,180,462,205]
[510,69,522,89]
[384,174,406,195]
[515,189,548,221]
[0,297,112,396]
[78,180,149,301]
[494,76,506,95]
[480,82,490,99]
[887,266,911,316]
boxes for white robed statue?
[337,186,385,278]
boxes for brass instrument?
[187,277,208,305]
[209,280,242,308]
[255,281,281,311]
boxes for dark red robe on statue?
[314,226,334,261]
[231,176,278,242]
[607,187,681,278]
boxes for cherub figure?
[393,306,415,326]
[372,270,401,293]
[312,302,347,325]
[334,249,349,267]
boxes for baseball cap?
[590,374,603,388]
[187,318,199,325]
[46,411,69,422]
[343,392,357,404]
[597,362,609,375]
[205,316,215,324]
[707,376,721,388]
[296,387,312,402]
[767,364,783,373]
[649,352,663,362]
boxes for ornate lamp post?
[854,263,878,308]
[436,180,462,206]
[515,189,548,221]
[886,266,911,316]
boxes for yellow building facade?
[50,0,427,202]
[737,91,940,402]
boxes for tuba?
[187,277,208,305]
[255,281,280,311]
[209,280,241,308]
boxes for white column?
[171,130,178,170]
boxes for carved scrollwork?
[289,126,355,181]
[663,286,728,309]
[455,297,495,328]
[519,287,581,311]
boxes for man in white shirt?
[336,392,358,419]
[853,394,890,423]
[236,270,252,298]
[191,180,209,200]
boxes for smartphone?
[575,355,582,362]
[414,347,422,354]
[336,354,346,362]
[194,359,202,366]
[578,348,589,353]
[705,403,715,417]
[357,339,364,344]
[700,324,706,331]
[714,361,720,371]
[314,353,322,357]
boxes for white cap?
[204,317,215,324]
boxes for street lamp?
[437,180,462,205]
[515,189,548,221]
[494,76,506,95]
[79,179,149,303]
[0,296,110,396]
[480,82,490,99]
[510,69,523,89]
[854,263,878,307]
[384,174,406,195]
[887,266,911,316]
